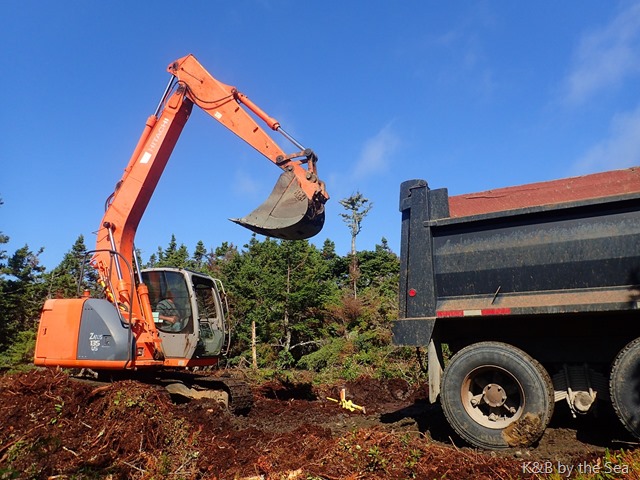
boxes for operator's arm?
[157,300,179,325]
[158,313,178,324]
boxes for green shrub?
[0,329,36,372]
[297,338,348,372]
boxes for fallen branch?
[122,460,146,473]
[62,446,79,457]
[0,423,45,457]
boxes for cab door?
[142,268,196,359]
[191,274,228,358]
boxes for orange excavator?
[34,54,328,410]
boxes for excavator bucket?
[231,170,325,240]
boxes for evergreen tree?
[192,240,207,270]
[355,237,400,330]
[321,238,350,289]
[152,245,165,265]
[0,244,46,349]
[44,235,97,298]
[221,236,333,366]
[146,252,158,267]
[175,244,190,266]
[221,236,279,364]
[279,239,334,356]
[357,237,399,295]
[321,239,337,261]
[161,234,179,266]
[339,192,373,297]
[151,234,191,268]
[204,241,237,279]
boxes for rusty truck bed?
[448,167,640,217]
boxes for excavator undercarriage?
[73,369,253,415]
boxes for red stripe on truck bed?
[437,308,512,317]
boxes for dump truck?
[392,167,640,449]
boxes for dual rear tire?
[440,342,554,450]
[610,337,640,439]
[440,338,640,450]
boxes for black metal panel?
[432,197,640,297]
[398,180,450,319]
[392,318,437,346]
[77,299,134,361]
[395,177,640,353]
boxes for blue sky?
[2,1,640,270]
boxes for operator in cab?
[157,292,181,331]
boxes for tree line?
[0,194,415,378]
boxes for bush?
[297,338,348,372]
[0,329,36,372]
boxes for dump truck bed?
[395,167,640,349]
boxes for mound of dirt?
[0,369,637,479]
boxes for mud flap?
[230,170,325,240]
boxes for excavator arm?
[168,54,327,237]
[91,54,328,363]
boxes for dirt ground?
[0,369,638,479]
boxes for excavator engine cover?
[231,170,325,240]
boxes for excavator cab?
[142,268,229,363]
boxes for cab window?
[142,270,193,334]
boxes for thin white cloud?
[564,2,640,105]
[353,124,401,180]
[573,105,640,174]
[233,169,261,195]
[432,23,496,99]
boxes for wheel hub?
[483,383,507,407]
[461,365,525,429]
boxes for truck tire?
[440,341,554,450]
[610,337,640,439]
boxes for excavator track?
[158,371,254,415]
[209,377,254,415]
[71,369,253,415]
